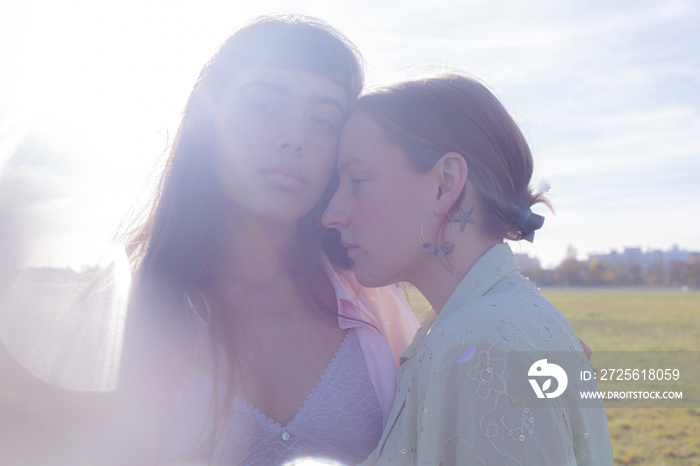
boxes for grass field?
[405,287,700,465]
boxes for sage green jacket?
[363,243,613,465]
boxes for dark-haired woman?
[112,16,418,465]
[323,74,613,465]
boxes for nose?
[275,117,304,154]
[322,191,348,230]
[275,137,303,153]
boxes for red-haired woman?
[111,16,418,465]
[323,74,612,465]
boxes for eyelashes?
[309,116,338,131]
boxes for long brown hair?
[355,74,548,242]
[122,15,362,461]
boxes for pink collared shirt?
[323,259,419,425]
[163,259,419,463]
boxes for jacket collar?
[399,243,519,363]
[438,243,519,322]
[375,244,520,459]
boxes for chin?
[353,266,392,289]
[258,205,314,225]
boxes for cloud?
[0,130,93,268]
[0,134,80,212]
[1,0,698,267]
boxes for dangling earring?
[420,211,456,258]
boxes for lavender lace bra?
[164,329,383,465]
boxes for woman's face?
[214,66,348,224]
[322,111,435,287]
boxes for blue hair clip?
[516,205,544,243]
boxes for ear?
[432,152,468,213]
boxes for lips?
[261,165,306,189]
[341,240,359,254]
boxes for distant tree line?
[520,256,700,288]
[6,253,700,291]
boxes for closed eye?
[310,116,338,131]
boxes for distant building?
[19,267,79,284]
[589,245,697,272]
[664,244,694,264]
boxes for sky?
[0,0,698,270]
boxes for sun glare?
[0,246,131,391]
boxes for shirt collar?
[399,243,519,363]
[438,242,519,322]
[321,257,380,330]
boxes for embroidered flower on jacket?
[499,320,523,341]
[468,350,506,399]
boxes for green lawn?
[543,289,700,465]
[543,289,699,352]
[403,287,700,464]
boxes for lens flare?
[0,247,130,391]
